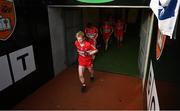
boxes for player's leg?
[105,37,110,51]
[120,36,123,46]
[92,43,96,60]
[87,66,95,82]
[119,31,124,47]
[105,39,108,50]
[78,65,86,92]
[117,36,120,47]
[103,36,107,51]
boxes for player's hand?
[84,51,89,56]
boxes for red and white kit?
[101,24,113,41]
[85,26,98,47]
[75,40,96,68]
[114,21,125,38]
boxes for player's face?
[77,36,84,43]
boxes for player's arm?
[77,50,86,56]
[89,49,98,55]
[95,28,99,38]
[94,30,98,40]
[110,26,114,35]
[86,45,98,55]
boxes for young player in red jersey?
[114,19,126,47]
[100,21,113,51]
[74,31,98,92]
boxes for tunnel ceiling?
[48,0,150,6]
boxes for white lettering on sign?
[0,45,36,91]
[9,45,36,82]
[0,55,13,91]
[146,61,160,110]
[150,78,160,110]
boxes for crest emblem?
[0,0,16,41]
[156,29,166,60]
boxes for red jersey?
[75,40,96,67]
[85,26,98,46]
[101,24,113,40]
[114,21,125,38]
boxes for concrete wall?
[63,8,83,66]
[138,10,154,83]
[48,7,67,75]
[48,7,83,75]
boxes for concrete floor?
[13,66,144,110]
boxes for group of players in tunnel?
[74,16,127,92]
[85,16,127,51]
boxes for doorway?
[48,6,152,77]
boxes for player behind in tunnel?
[84,23,98,59]
[100,21,113,51]
[114,19,126,47]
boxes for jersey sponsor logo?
[0,0,16,41]
[156,29,166,60]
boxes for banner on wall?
[146,61,160,110]
[156,29,166,60]
[0,45,36,91]
[150,0,180,38]
[0,0,16,41]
